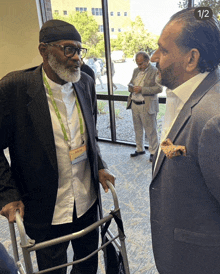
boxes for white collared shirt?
[131,66,149,101]
[154,72,209,173]
[43,72,96,225]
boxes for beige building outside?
[50,0,131,38]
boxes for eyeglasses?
[45,43,87,58]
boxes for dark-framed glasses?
[45,43,87,58]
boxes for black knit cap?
[39,19,81,43]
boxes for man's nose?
[71,51,81,61]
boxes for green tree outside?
[53,12,159,59]
[53,11,105,57]
[115,16,159,57]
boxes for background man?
[150,8,220,274]
[111,61,117,90]
[127,51,162,162]
[93,57,104,89]
[0,19,115,274]
[80,58,95,81]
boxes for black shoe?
[149,154,154,162]
[130,151,145,157]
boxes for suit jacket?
[150,69,220,274]
[0,64,106,240]
[126,63,162,113]
[81,63,95,81]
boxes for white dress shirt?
[131,66,149,101]
[43,72,96,225]
[154,72,209,172]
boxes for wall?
[0,0,42,79]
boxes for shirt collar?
[166,72,209,104]
[42,68,73,92]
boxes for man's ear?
[38,43,48,59]
[185,48,200,72]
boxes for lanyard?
[43,71,84,145]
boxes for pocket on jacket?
[147,98,159,114]
[174,228,220,246]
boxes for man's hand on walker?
[98,169,116,193]
[0,200,25,223]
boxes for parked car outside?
[111,51,126,63]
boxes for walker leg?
[115,210,130,274]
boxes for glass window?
[98,25,104,32]
[115,101,135,143]
[49,0,182,146]
[76,7,87,13]
[54,10,59,14]
[97,101,111,139]
[63,10,67,15]
[114,101,166,144]
[92,8,102,16]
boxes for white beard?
[48,53,81,83]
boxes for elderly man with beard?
[0,20,115,274]
[150,8,220,274]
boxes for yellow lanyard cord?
[43,71,84,144]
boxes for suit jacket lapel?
[73,80,94,142]
[152,69,220,180]
[26,65,57,171]
[144,64,153,81]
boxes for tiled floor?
[0,142,159,274]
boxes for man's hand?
[134,86,142,94]
[98,169,116,193]
[0,201,24,223]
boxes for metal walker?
[8,181,130,274]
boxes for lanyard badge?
[43,71,87,163]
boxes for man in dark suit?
[150,8,220,274]
[0,19,115,274]
[127,51,162,162]
[80,58,95,81]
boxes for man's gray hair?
[136,51,150,62]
